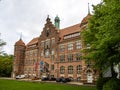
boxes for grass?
[0,79,97,90]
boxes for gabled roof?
[23,14,91,45]
[15,39,25,46]
[27,37,39,46]
[59,23,81,41]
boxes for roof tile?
[59,23,81,41]
[15,39,25,46]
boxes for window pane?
[77,65,82,74]
[76,53,82,61]
[68,54,73,62]
[41,41,44,47]
[51,65,54,70]
[51,49,54,55]
[41,51,44,56]
[45,49,49,57]
[51,55,55,60]
[68,43,73,50]
[60,45,65,52]
[76,40,81,49]
[60,66,65,74]
[68,66,73,74]
[51,38,55,45]
[60,55,65,62]
[45,39,50,48]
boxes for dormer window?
[64,32,80,39]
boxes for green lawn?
[0,79,97,90]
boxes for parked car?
[66,78,71,82]
[56,78,61,82]
[61,77,67,83]
[56,77,66,83]
[49,77,56,81]
[56,77,72,83]
[41,76,49,81]
[16,75,25,79]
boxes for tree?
[82,0,120,78]
[0,34,6,54]
[0,34,13,77]
[0,54,13,77]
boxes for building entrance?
[87,70,93,83]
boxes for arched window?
[76,65,82,74]
[68,66,73,74]
[60,66,65,74]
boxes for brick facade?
[13,14,98,83]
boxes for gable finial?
[46,15,50,22]
[20,32,22,39]
[88,3,90,14]
[47,15,49,18]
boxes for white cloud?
[0,0,101,54]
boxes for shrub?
[103,78,120,90]
[96,77,110,90]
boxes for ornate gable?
[40,16,59,40]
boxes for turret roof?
[15,39,25,46]
[55,15,60,20]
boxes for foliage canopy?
[82,0,120,78]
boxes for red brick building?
[13,14,98,83]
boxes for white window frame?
[68,43,73,50]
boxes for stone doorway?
[87,70,93,83]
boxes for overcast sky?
[0,0,101,54]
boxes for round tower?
[13,38,26,77]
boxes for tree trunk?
[111,63,117,78]
[99,68,103,78]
